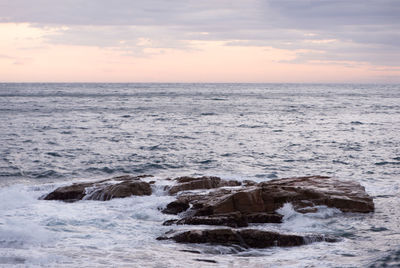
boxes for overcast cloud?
[1,0,399,66]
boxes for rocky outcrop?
[157,229,337,248]
[161,176,374,228]
[42,175,152,202]
[41,174,374,250]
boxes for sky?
[0,0,399,83]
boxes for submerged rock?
[41,175,152,202]
[158,229,336,248]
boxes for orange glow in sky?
[0,23,399,83]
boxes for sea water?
[0,83,399,267]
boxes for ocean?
[0,83,399,267]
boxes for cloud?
[0,0,399,66]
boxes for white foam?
[0,184,38,211]
[0,179,390,267]
[277,203,341,233]
[0,184,59,267]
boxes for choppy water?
[0,83,399,267]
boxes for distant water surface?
[0,83,399,267]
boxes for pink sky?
[0,1,399,83]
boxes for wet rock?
[162,219,179,226]
[159,229,335,248]
[246,213,283,223]
[195,259,217,264]
[163,211,283,228]
[167,212,249,228]
[179,249,201,254]
[166,176,241,195]
[41,182,91,202]
[259,176,374,213]
[158,175,369,251]
[161,200,190,215]
[86,180,152,201]
[42,175,152,202]
[160,175,373,235]
[243,180,257,186]
[194,187,266,216]
[163,176,374,219]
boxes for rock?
[40,174,369,251]
[41,182,92,202]
[165,212,249,228]
[163,176,374,218]
[85,180,152,201]
[162,211,283,227]
[194,187,266,216]
[259,176,374,213]
[42,175,152,202]
[179,249,201,254]
[247,213,283,223]
[195,259,217,264]
[243,180,257,186]
[166,176,241,195]
[161,176,373,232]
[161,200,190,215]
[158,229,336,248]
[162,219,179,226]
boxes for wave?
[30,170,63,179]
[375,161,400,166]
[277,203,342,233]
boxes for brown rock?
[161,176,373,231]
[161,200,190,215]
[243,180,257,186]
[159,229,336,248]
[167,176,241,195]
[170,176,373,216]
[211,188,265,215]
[84,180,152,201]
[246,213,283,223]
[260,176,374,213]
[42,175,152,202]
[41,182,92,202]
[173,212,248,228]
[176,187,267,217]
[163,211,282,227]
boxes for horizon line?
[1,81,398,85]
